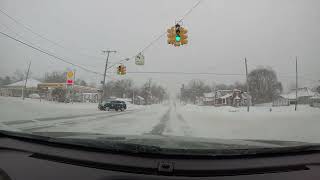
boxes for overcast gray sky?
[0,0,319,93]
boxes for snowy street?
[1,96,320,143]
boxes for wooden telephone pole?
[245,58,250,112]
[22,61,31,100]
[100,50,116,103]
[295,56,298,111]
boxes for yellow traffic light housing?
[167,27,176,44]
[117,65,126,75]
[179,27,188,45]
[167,24,188,47]
[117,65,122,75]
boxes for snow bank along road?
[1,96,320,143]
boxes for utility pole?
[72,69,76,104]
[22,61,31,100]
[245,58,250,112]
[100,50,116,103]
[295,56,298,111]
[132,89,135,105]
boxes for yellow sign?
[67,71,74,79]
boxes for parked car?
[98,100,127,111]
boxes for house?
[310,93,320,107]
[214,89,251,107]
[272,96,289,106]
[134,96,145,105]
[1,78,41,97]
[202,92,215,105]
[273,87,316,106]
[215,90,233,106]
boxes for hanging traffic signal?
[117,65,126,75]
[167,23,188,47]
[117,65,122,75]
[175,23,181,42]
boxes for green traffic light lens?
[175,35,181,42]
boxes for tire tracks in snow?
[14,109,142,132]
[149,108,171,135]
[175,112,192,137]
[148,104,193,136]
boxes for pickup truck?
[98,100,127,111]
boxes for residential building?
[273,87,316,106]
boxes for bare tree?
[248,68,282,104]
[44,71,66,83]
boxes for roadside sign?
[67,71,74,79]
[135,53,145,65]
[66,71,74,85]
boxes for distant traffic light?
[175,23,181,42]
[117,65,126,75]
[167,23,188,47]
[117,65,122,75]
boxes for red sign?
[67,79,73,85]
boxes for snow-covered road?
[1,96,320,143]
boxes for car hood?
[31,131,316,149]
[2,130,319,156]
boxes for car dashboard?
[1,136,320,180]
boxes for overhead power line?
[0,30,103,76]
[0,8,105,61]
[0,21,56,61]
[138,0,203,55]
[109,0,204,69]
[177,0,203,23]
[125,71,244,76]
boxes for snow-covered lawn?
[39,104,169,135]
[2,96,320,144]
[177,104,320,143]
[0,96,144,122]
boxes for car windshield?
[1,0,320,155]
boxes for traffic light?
[117,65,122,75]
[175,23,181,43]
[117,65,126,75]
[167,23,188,47]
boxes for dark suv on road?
[99,100,127,111]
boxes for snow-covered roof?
[219,93,233,99]
[5,78,41,88]
[136,96,144,100]
[281,87,315,99]
[311,93,320,100]
[203,92,215,98]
